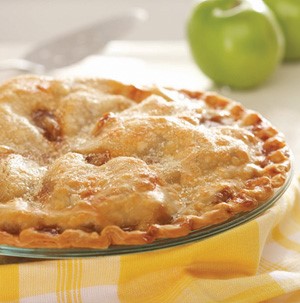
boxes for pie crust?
[0,75,290,248]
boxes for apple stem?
[231,0,242,9]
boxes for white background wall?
[0,0,195,43]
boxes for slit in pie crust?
[0,75,290,248]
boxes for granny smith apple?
[187,0,285,89]
[263,0,300,60]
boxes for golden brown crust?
[0,75,290,248]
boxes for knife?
[0,8,147,73]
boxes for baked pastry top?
[0,75,290,248]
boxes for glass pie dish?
[0,163,293,260]
[0,76,293,260]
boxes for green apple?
[263,0,300,60]
[187,0,285,89]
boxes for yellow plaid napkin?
[1,177,300,303]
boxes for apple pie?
[0,75,290,248]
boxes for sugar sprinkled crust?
[0,75,290,248]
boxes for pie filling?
[0,76,290,248]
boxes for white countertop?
[0,40,299,172]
